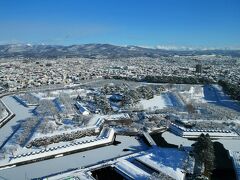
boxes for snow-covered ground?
[1,83,240,179]
[85,114,103,126]
[104,113,130,121]
[136,148,188,180]
[0,135,148,180]
[31,92,55,100]
[162,131,240,151]
[137,95,169,110]
[162,131,195,147]
[33,88,88,99]
[0,109,8,121]
[0,128,115,168]
[179,85,205,104]
[0,93,105,161]
[203,85,240,112]
[215,139,240,151]
[39,146,191,180]
[0,96,35,148]
[159,84,240,113]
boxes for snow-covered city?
[1,0,240,179]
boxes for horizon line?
[0,42,240,51]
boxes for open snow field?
[136,92,179,111]
[0,96,35,149]
[179,85,205,104]
[203,85,240,112]
[162,131,195,147]
[138,95,168,110]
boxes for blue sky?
[0,0,240,48]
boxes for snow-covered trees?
[149,172,174,180]
[122,89,140,105]
[193,134,215,177]
[186,103,195,114]
[0,102,7,120]
[18,93,39,105]
[198,103,240,120]
[94,95,112,114]
[136,86,154,100]
[218,80,240,101]
[122,86,154,106]
[144,75,213,84]
[38,119,57,134]
[16,117,39,146]
[155,85,165,95]
[27,128,96,148]
[36,99,58,116]
[59,93,75,115]
[101,83,128,95]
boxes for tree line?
[144,75,213,84]
[218,80,240,101]
[108,75,214,84]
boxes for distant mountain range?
[0,44,240,58]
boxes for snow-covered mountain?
[0,43,239,58]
